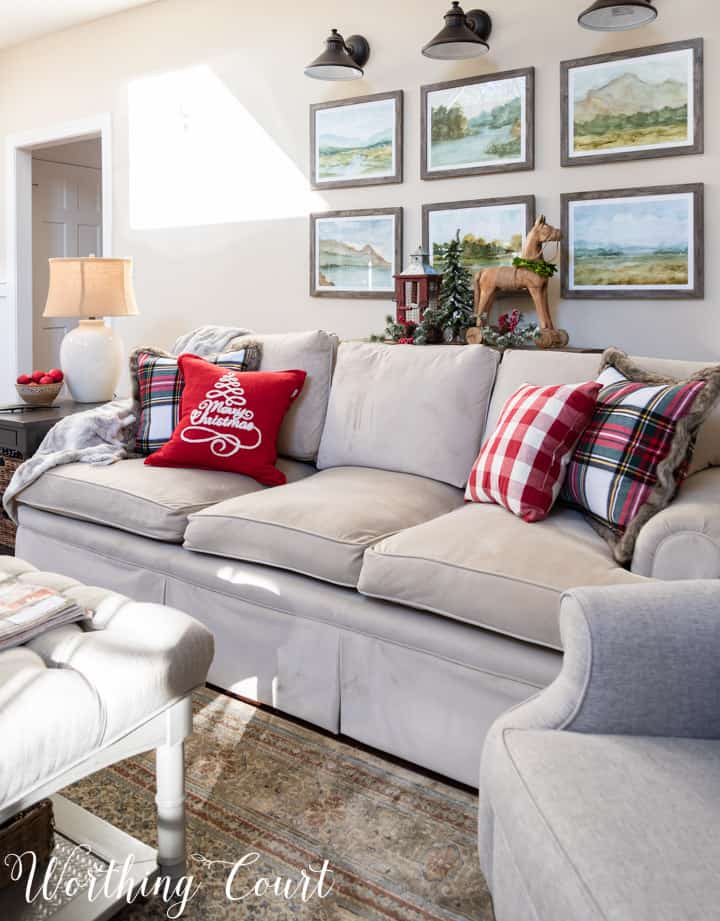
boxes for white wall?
[0,0,718,363]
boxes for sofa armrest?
[632,467,720,579]
[485,581,720,740]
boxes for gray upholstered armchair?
[478,580,720,921]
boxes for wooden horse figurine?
[466,215,569,349]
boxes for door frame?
[4,114,112,395]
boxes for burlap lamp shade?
[43,257,139,319]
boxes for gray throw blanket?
[3,325,253,522]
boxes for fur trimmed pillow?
[561,348,720,564]
[131,343,262,455]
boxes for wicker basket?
[0,799,55,890]
[15,382,62,407]
[0,452,21,553]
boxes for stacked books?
[0,579,89,651]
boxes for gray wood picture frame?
[422,195,536,293]
[423,194,536,245]
[310,207,403,299]
[310,90,403,190]
[421,68,535,180]
[561,39,704,167]
[561,184,704,300]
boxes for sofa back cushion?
[235,330,337,462]
[483,351,601,441]
[317,342,499,488]
[484,350,720,476]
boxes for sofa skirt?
[17,506,561,786]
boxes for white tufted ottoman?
[0,557,214,877]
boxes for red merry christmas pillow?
[145,354,306,486]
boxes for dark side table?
[0,401,100,553]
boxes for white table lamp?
[43,256,139,403]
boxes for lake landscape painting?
[311,209,401,298]
[311,91,402,189]
[422,69,534,179]
[562,186,704,299]
[423,197,533,275]
[563,40,703,165]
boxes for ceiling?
[0,0,157,50]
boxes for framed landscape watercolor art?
[310,91,403,190]
[310,208,402,298]
[421,68,534,180]
[562,39,703,166]
[423,196,535,275]
[561,185,704,300]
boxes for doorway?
[3,115,112,402]
[32,138,103,372]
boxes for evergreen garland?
[511,256,558,278]
[370,316,417,343]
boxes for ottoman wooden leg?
[155,697,193,878]
[155,740,187,878]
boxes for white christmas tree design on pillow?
[180,371,262,457]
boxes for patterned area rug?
[63,688,494,920]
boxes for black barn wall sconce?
[422,3,492,60]
[305,29,370,80]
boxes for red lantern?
[394,246,442,326]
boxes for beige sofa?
[13,333,720,785]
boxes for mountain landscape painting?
[564,42,701,164]
[422,70,533,178]
[311,210,400,298]
[312,92,401,189]
[565,190,699,297]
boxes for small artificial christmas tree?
[414,232,474,344]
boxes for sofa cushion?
[16,456,316,542]
[484,350,604,441]
[487,730,720,921]
[0,558,213,809]
[358,503,644,650]
[317,342,499,488]
[486,348,720,475]
[235,330,338,461]
[184,466,464,587]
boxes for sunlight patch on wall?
[128,65,325,229]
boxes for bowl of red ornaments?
[15,369,64,406]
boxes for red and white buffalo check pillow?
[465,381,601,522]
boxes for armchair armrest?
[486,581,720,740]
[632,467,720,579]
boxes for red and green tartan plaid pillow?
[132,345,261,455]
[561,349,720,564]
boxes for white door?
[32,159,102,371]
